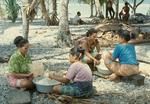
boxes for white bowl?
[33,76,61,93]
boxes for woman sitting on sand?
[102,30,139,80]
[7,36,34,89]
[49,47,93,97]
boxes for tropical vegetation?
[4,0,20,22]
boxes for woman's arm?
[85,51,100,64]
[85,52,96,60]
[49,72,70,84]
[9,73,33,79]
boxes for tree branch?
[136,0,144,8]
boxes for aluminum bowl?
[33,76,61,93]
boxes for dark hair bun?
[14,36,28,47]
[86,28,97,37]
[70,47,85,60]
[14,36,24,46]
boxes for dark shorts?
[61,81,93,97]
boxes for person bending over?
[49,47,93,97]
[75,28,101,71]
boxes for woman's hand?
[48,72,55,79]
[27,73,33,78]
[93,59,100,66]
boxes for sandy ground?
[0,18,150,104]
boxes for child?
[7,36,34,89]
[102,30,139,80]
[49,47,93,97]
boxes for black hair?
[70,47,85,60]
[14,36,29,48]
[118,29,130,42]
[86,28,97,37]
[130,32,136,39]
[125,2,128,5]
[77,11,81,15]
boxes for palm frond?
[4,0,20,22]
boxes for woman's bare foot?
[108,73,120,81]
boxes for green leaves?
[99,0,107,6]
[4,0,20,22]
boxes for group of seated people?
[7,29,139,97]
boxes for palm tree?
[57,0,71,47]
[115,0,119,19]
[40,0,51,26]
[90,0,94,17]
[81,0,106,17]
[49,0,59,25]
[21,0,39,39]
[95,0,107,17]
[4,0,20,22]
[95,0,100,17]
[40,0,58,25]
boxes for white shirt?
[72,15,81,25]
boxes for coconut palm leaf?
[4,0,20,22]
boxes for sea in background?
[0,0,149,19]
[56,0,150,18]
[65,3,150,18]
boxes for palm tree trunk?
[57,0,71,47]
[50,0,58,25]
[115,0,119,19]
[21,0,39,39]
[94,0,103,17]
[40,0,51,26]
[90,0,94,17]
[21,5,29,39]
[133,0,136,14]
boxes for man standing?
[106,0,115,19]
[119,2,130,23]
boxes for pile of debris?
[94,20,150,47]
